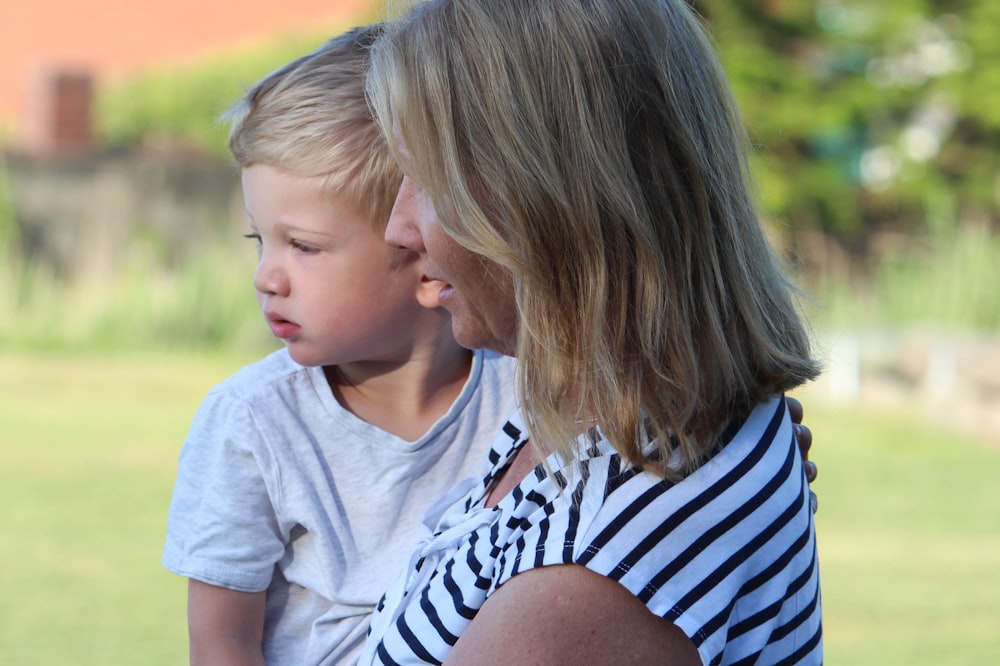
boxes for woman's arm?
[444,565,702,666]
[188,579,267,666]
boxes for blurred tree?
[695,0,996,257]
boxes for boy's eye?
[290,239,319,254]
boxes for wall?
[5,150,243,280]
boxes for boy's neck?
[323,343,474,442]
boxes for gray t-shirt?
[163,347,517,665]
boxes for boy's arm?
[188,579,267,666]
[786,396,819,513]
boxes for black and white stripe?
[361,396,822,665]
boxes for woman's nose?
[385,176,426,252]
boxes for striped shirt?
[359,395,822,665]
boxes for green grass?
[1,353,998,664]
[803,390,1000,664]
[0,232,272,353]
[0,351,267,665]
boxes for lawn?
[0,351,997,664]
[0,351,259,665]
[805,391,1000,664]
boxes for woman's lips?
[437,283,455,304]
[421,274,455,309]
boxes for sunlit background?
[1,1,997,664]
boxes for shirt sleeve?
[489,400,819,665]
[162,386,285,592]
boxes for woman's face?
[385,175,519,356]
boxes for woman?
[361,0,822,663]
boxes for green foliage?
[0,234,275,352]
[872,227,1000,330]
[0,159,18,255]
[0,224,992,353]
[804,224,1000,332]
[695,0,1000,245]
[86,245,273,350]
[95,23,369,158]
[91,2,1000,248]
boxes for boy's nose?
[253,255,288,296]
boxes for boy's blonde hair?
[227,24,399,229]
[369,0,821,479]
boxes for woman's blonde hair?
[226,24,400,228]
[368,0,820,479]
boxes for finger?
[804,460,817,484]
[795,424,813,455]
[810,490,819,515]
[786,396,803,424]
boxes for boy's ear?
[415,276,447,309]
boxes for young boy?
[162,25,517,665]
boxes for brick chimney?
[21,68,94,157]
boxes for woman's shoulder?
[490,397,818,662]
[494,396,806,572]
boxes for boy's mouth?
[264,312,300,339]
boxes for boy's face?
[242,164,436,368]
